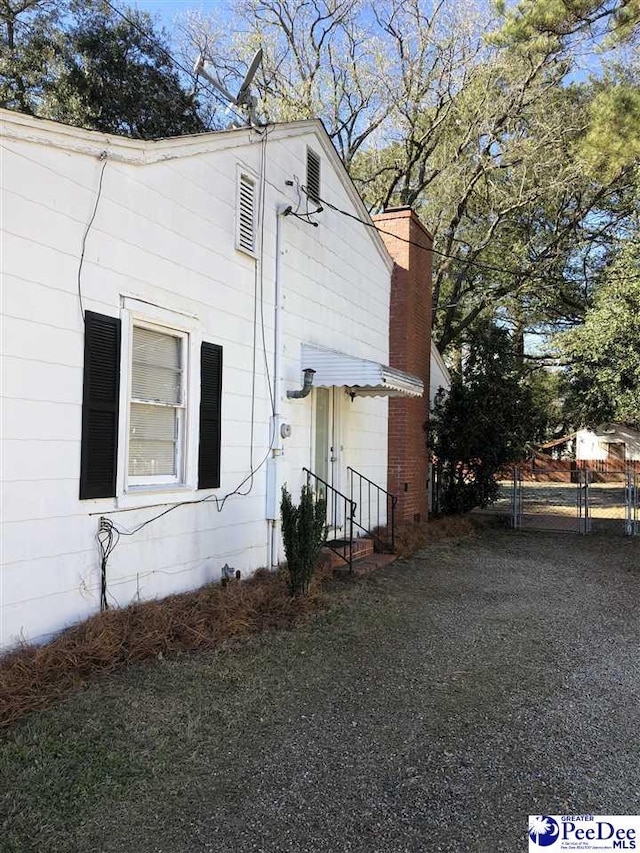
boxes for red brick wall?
[373,208,432,522]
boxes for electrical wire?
[10,14,211,134]
[96,121,278,588]
[12,5,275,604]
[97,516,120,610]
[10,12,635,282]
[12,5,250,130]
[101,0,250,128]
[258,124,276,414]
[299,185,640,286]
[98,423,277,539]
[77,153,108,320]
[284,176,321,227]
[223,121,274,499]
[63,34,274,603]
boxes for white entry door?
[313,387,342,533]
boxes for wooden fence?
[503,453,640,482]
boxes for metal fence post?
[577,469,591,534]
[626,469,640,537]
[511,466,523,529]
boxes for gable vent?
[237,173,256,255]
[306,148,321,204]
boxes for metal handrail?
[302,468,356,570]
[346,466,397,553]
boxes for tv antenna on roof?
[193,48,263,128]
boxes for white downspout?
[268,206,288,568]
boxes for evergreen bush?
[429,321,538,515]
[280,484,327,596]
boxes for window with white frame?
[80,306,223,501]
[128,323,186,486]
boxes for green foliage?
[182,0,638,355]
[1,0,206,137]
[3,0,637,365]
[557,239,640,429]
[527,368,565,442]
[492,0,640,46]
[0,1,62,115]
[430,322,538,514]
[579,75,640,178]
[280,484,327,596]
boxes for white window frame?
[115,297,201,507]
[235,165,258,258]
[127,320,187,488]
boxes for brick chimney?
[373,207,432,523]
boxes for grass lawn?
[2,530,639,853]
[0,574,381,853]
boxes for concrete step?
[320,537,375,569]
[349,552,397,576]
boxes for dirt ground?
[1,529,639,853]
[481,481,636,533]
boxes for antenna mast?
[193,48,263,127]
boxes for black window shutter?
[198,342,223,489]
[79,312,121,499]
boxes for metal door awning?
[300,343,424,398]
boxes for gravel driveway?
[2,530,640,852]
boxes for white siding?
[429,342,451,405]
[0,115,391,649]
[576,426,640,461]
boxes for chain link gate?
[511,467,523,529]
[577,468,591,534]
[625,469,639,536]
[508,463,639,535]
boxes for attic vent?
[237,172,256,255]
[306,148,321,204]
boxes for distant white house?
[576,424,640,462]
[426,343,451,513]
[539,423,640,463]
[429,342,451,405]
[1,109,429,650]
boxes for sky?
[130,1,231,27]
[130,0,609,81]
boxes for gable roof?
[539,432,576,449]
[0,108,393,270]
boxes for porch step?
[329,551,397,577]
[349,552,397,576]
[320,536,375,569]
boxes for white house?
[0,109,425,650]
[429,342,451,405]
[576,424,640,463]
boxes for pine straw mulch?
[387,513,505,559]
[0,514,494,730]
[0,566,332,730]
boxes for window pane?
[132,326,181,404]
[129,403,178,477]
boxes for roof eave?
[0,109,393,271]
